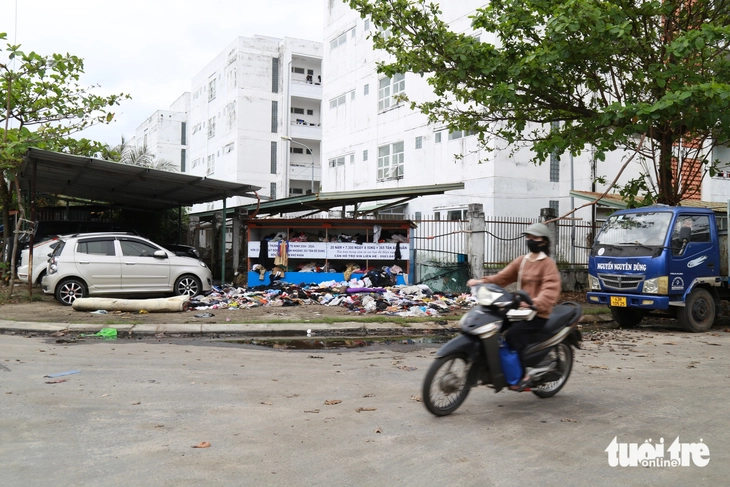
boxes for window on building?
[291,147,304,154]
[307,109,314,115]
[206,154,215,175]
[448,129,477,140]
[291,188,304,195]
[434,211,441,221]
[180,149,186,172]
[330,28,354,49]
[549,200,559,215]
[272,57,279,93]
[292,66,305,74]
[329,94,346,109]
[378,74,405,111]
[208,78,216,101]
[415,136,423,149]
[271,100,278,133]
[364,19,370,31]
[350,154,355,164]
[363,149,368,162]
[414,211,422,221]
[270,182,277,200]
[351,91,355,100]
[224,142,234,154]
[435,132,442,143]
[291,107,305,114]
[307,69,314,75]
[207,117,216,138]
[364,84,369,96]
[180,122,187,145]
[328,156,345,167]
[377,141,404,180]
[271,141,277,174]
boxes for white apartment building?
[322,1,730,220]
[134,35,324,214]
[131,93,190,172]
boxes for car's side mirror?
[153,250,168,259]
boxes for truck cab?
[587,205,725,332]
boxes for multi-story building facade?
[130,93,190,172]
[133,35,323,213]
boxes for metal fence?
[409,215,600,279]
[410,217,470,292]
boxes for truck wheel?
[610,307,644,328]
[679,288,715,333]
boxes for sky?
[1,0,325,146]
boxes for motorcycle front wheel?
[531,343,573,398]
[422,353,471,416]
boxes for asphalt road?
[1,328,728,486]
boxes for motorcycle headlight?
[642,276,668,295]
[589,274,601,290]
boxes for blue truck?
[587,204,727,332]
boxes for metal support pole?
[28,159,36,297]
[221,197,227,284]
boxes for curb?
[0,314,614,337]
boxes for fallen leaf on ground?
[588,365,609,370]
[374,427,382,433]
[132,402,141,405]
[324,399,342,405]
[261,401,273,405]
[397,365,418,371]
[363,393,375,397]
[192,441,211,448]
[664,342,676,345]
[561,419,579,423]
[308,355,323,359]
[356,407,377,413]
[410,395,422,402]
[45,379,67,384]
[100,394,109,398]
[286,394,300,398]
[304,409,320,413]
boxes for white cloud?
[1,0,325,145]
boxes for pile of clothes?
[187,282,475,317]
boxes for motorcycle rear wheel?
[531,343,573,399]
[422,353,471,416]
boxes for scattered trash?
[397,365,418,371]
[304,409,320,414]
[90,310,108,314]
[100,394,109,398]
[185,282,474,317]
[45,379,68,384]
[194,313,215,318]
[324,399,342,405]
[410,395,422,402]
[138,310,149,314]
[308,355,324,359]
[363,393,375,398]
[44,370,80,378]
[192,441,211,448]
[81,328,117,340]
[356,407,377,413]
[374,427,382,434]
[561,418,579,423]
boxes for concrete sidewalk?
[0,313,614,337]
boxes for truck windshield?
[595,212,673,247]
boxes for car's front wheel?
[55,278,87,306]
[174,275,202,297]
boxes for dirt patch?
[0,287,596,325]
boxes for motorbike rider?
[466,222,561,390]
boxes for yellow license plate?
[610,296,627,307]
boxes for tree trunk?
[5,176,23,298]
[1,178,9,264]
[657,128,677,205]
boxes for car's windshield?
[595,212,673,247]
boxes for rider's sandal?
[509,376,532,392]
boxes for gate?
[410,217,470,293]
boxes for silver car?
[42,233,212,305]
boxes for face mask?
[526,239,544,254]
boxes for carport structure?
[17,148,261,290]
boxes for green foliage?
[347,0,730,205]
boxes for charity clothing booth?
[246,218,413,287]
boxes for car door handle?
[78,261,90,265]
[125,262,136,265]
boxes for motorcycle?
[422,283,583,416]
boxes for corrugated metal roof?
[194,182,466,217]
[570,190,728,213]
[20,148,261,210]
